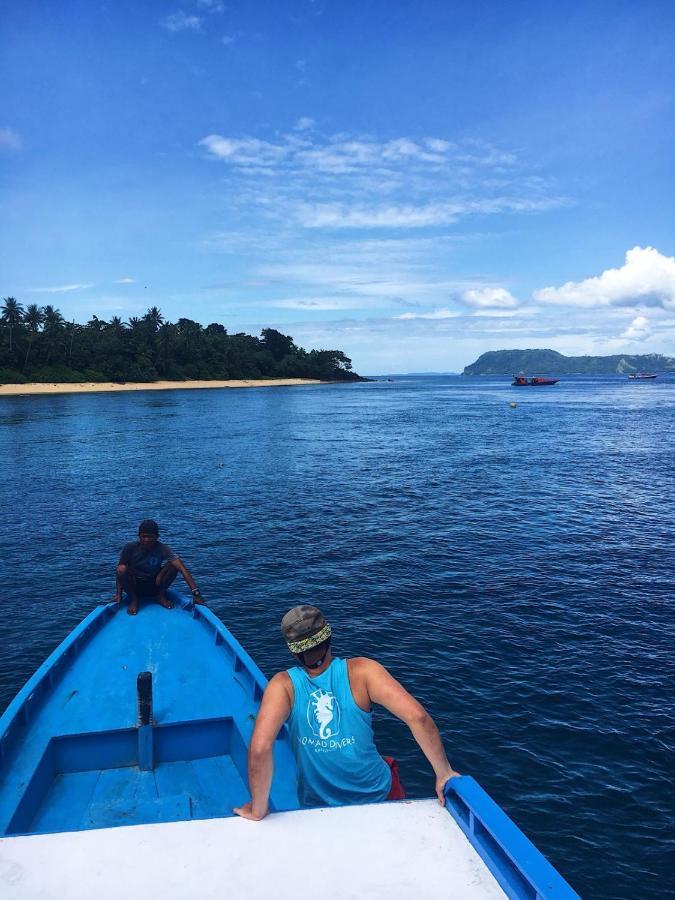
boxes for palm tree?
[64,320,79,364]
[42,305,64,329]
[107,316,126,333]
[42,305,65,365]
[156,322,175,374]
[23,304,44,371]
[127,316,149,360]
[143,306,164,334]
[24,304,44,332]
[1,296,25,353]
[86,315,107,331]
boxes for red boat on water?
[512,374,559,386]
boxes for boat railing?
[445,777,579,900]
[0,595,271,773]
[176,594,267,702]
[0,603,114,772]
[185,596,300,812]
[0,594,299,834]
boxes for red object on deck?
[384,756,406,800]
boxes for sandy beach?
[0,379,324,397]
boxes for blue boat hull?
[0,593,299,836]
[0,598,580,898]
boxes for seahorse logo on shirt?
[307,688,341,739]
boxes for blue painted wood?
[0,594,578,899]
[445,777,580,900]
[138,725,153,771]
[0,592,299,836]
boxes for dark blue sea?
[1,375,673,898]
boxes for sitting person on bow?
[114,519,205,616]
[234,604,459,820]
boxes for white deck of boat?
[0,799,506,899]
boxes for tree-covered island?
[463,348,675,375]
[0,297,362,384]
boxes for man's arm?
[113,569,123,603]
[360,658,460,804]
[169,557,205,604]
[113,546,129,603]
[233,673,292,821]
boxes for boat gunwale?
[187,598,268,699]
[445,777,579,899]
[1,601,580,898]
[0,595,271,777]
[0,603,115,771]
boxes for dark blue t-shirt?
[119,541,177,580]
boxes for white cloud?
[296,197,559,229]
[197,0,224,11]
[471,308,523,318]
[221,34,236,46]
[30,283,95,294]
[461,287,519,308]
[621,315,651,341]
[425,138,451,153]
[162,13,202,32]
[297,202,458,228]
[199,135,290,166]
[198,130,564,230]
[114,277,136,284]
[0,127,21,151]
[394,308,460,320]
[534,246,675,309]
[202,135,451,171]
[257,256,481,307]
[274,296,368,311]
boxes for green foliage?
[0,303,363,384]
[0,367,26,384]
[463,349,675,375]
[26,366,92,383]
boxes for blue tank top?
[287,658,392,807]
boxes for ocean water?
[0,375,673,898]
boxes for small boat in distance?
[628,372,657,380]
[512,374,559,386]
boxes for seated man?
[234,604,459,820]
[114,519,205,616]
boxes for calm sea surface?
[0,375,673,897]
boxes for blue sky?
[2,0,675,373]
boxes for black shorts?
[134,577,160,596]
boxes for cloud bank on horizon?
[534,247,675,310]
[2,1,674,372]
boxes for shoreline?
[0,378,324,397]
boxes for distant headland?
[463,349,675,376]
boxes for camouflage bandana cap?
[281,605,332,654]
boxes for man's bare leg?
[155,564,178,609]
[116,564,140,616]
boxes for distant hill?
[463,349,675,376]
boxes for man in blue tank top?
[234,604,459,820]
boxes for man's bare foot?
[127,601,138,616]
[157,595,174,609]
